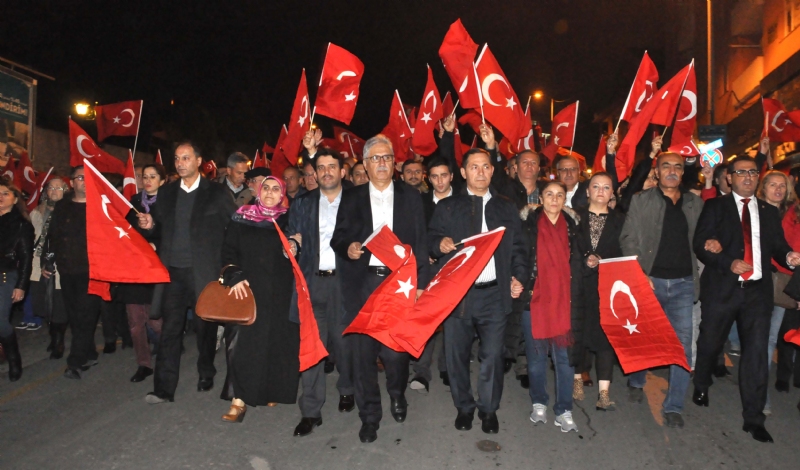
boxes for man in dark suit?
[692,155,800,443]
[137,141,237,404]
[428,147,528,435]
[555,154,589,209]
[331,134,430,443]
[288,147,354,437]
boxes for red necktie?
[741,198,754,280]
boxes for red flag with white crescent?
[619,52,659,125]
[2,154,16,181]
[315,43,364,125]
[668,64,698,155]
[598,256,689,374]
[13,150,38,195]
[284,69,310,165]
[69,119,126,174]
[343,225,417,352]
[333,126,365,158]
[273,222,328,371]
[381,90,413,163]
[26,167,54,210]
[95,100,142,141]
[439,19,481,109]
[84,159,169,300]
[411,65,444,156]
[762,98,800,142]
[123,150,137,201]
[391,227,505,357]
[474,44,529,141]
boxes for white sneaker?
[555,411,578,433]
[530,404,547,424]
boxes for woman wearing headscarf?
[0,177,34,381]
[218,176,300,422]
[520,181,583,433]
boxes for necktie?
[741,198,754,280]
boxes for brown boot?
[596,390,616,411]
[573,377,584,401]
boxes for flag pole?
[450,99,460,119]
[132,100,143,161]
[472,61,485,124]
[309,106,316,130]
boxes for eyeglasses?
[366,154,394,163]
[557,167,578,174]
[72,175,84,181]
[733,169,759,177]
[46,187,65,192]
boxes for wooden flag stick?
[132,100,143,161]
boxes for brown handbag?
[773,271,797,310]
[195,265,257,325]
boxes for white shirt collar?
[320,188,343,205]
[180,175,201,193]
[433,186,453,204]
[369,181,394,197]
[732,191,755,204]
[467,187,491,202]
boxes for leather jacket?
[0,207,35,292]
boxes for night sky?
[2,0,672,162]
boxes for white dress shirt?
[180,175,201,193]
[369,181,394,267]
[733,192,761,281]
[432,187,453,204]
[468,188,497,283]
[565,184,578,208]
[318,189,342,271]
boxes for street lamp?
[74,102,90,116]
[533,90,543,100]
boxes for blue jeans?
[627,276,694,414]
[522,310,573,416]
[729,322,740,350]
[21,293,41,326]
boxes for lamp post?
[73,102,96,119]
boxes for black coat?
[694,193,792,304]
[147,177,237,315]
[573,207,626,354]
[331,182,431,325]
[428,186,529,317]
[47,194,88,275]
[520,207,584,367]
[221,214,300,405]
[0,207,34,292]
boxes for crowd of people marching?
[3,113,800,445]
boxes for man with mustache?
[619,152,704,429]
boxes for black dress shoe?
[742,423,773,443]
[692,388,709,407]
[338,395,355,412]
[130,366,153,383]
[294,417,323,437]
[103,342,117,354]
[358,423,379,443]
[454,411,474,431]
[197,377,214,392]
[390,397,407,423]
[503,358,514,373]
[440,371,450,387]
[478,411,499,434]
[713,364,731,378]
[775,380,790,393]
[324,360,335,374]
[663,412,684,428]
[145,391,175,404]
[63,368,81,380]
[518,375,529,389]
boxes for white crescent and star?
[120,109,135,127]
[297,96,309,127]
[336,70,357,80]
[344,91,357,101]
[123,177,137,189]
[609,280,640,334]
[76,135,94,158]
[481,73,510,107]
[459,75,469,93]
[634,80,655,112]
[772,110,792,133]
[24,167,36,184]
[115,226,130,239]
[424,91,437,113]
[677,90,697,122]
[100,195,113,220]
[393,245,407,259]
[395,277,415,299]
[426,246,476,291]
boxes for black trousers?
[694,284,771,426]
[60,273,102,369]
[776,308,800,384]
[101,299,131,345]
[153,267,220,397]
[350,273,409,425]
[579,348,615,382]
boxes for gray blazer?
[619,187,704,300]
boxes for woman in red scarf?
[519,181,583,433]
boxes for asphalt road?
[1,326,799,470]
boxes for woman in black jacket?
[572,172,625,410]
[520,181,583,433]
[0,177,34,381]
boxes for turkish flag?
[2,157,16,182]
[513,102,534,153]
[270,125,291,179]
[273,222,328,371]
[498,136,515,160]
[252,149,268,169]
[550,101,579,148]
[315,43,364,125]
[13,150,38,195]
[95,100,142,142]
[284,69,310,165]
[615,62,693,181]
[381,90,413,163]
[333,126,365,159]
[762,98,800,142]
[619,52,659,124]
[84,159,170,300]
[593,135,608,173]
[154,149,163,165]
[458,109,483,134]
[650,63,693,127]
[26,167,54,211]
[442,91,455,118]
[668,64,698,155]
[439,19,481,109]
[201,160,217,179]
[474,44,529,141]
[69,119,126,174]
[412,65,444,156]
[261,141,274,155]
[123,150,137,201]
[392,228,505,356]
[598,257,689,374]
[343,225,417,352]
